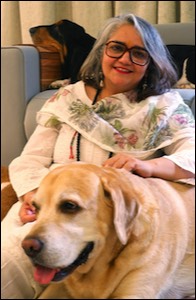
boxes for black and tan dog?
[29,20,96,86]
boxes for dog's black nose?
[22,238,43,257]
[29,27,36,34]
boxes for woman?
[2,13,195,299]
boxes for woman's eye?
[132,49,147,59]
[111,45,124,52]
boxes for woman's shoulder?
[63,81,91,102]
[146,90,185,107]
[39,81,90,113]
[63,80,86,95]
[144,91,195,121]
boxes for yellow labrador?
[21,163,195,299]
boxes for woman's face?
[102,24,149,94]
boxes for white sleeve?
[9,124,59,197]
[163,135,195,173]
[163,134,195,185]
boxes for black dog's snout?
[29,27,36,35]
[22,237,44,257]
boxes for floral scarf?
[37,82,194,159]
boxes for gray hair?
[79,13,178,101]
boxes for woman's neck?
[85,85,120,102]
[85,84,137,103]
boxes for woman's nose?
[118,51,132,64]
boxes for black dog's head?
[29,20,96,83]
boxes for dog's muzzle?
[22,237,94,284]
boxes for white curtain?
[1,1,195,46]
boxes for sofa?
[1,22,195,166]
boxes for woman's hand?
[103,153,194,180]
[19,190,37,224]
[103,153,152,177]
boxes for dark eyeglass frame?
[105,40,150,66]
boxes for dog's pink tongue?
[34,265,58,284]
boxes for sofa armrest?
[1,46,40,166]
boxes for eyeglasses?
[105,41,150,66]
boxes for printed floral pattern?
[69,99,99,132]
[45,114,62,129]
[171,104,195,127]
[94,98,140,149]
[93,97,125,120]
[142,104,172,149]
[41,89,195,152]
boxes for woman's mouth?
[114,67,132,74]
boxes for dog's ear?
[58,20,95,50]
[58,20,95,83]
[101,169,141,245]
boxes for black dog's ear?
[58,19,95,49]
[58,20,96,83]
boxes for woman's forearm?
[103,153,194,181]
[143,157,195,180]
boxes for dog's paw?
[49,79,71,89]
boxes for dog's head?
[29,20,96,82]
[22,163,157,285]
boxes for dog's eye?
[59,200,80,213]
